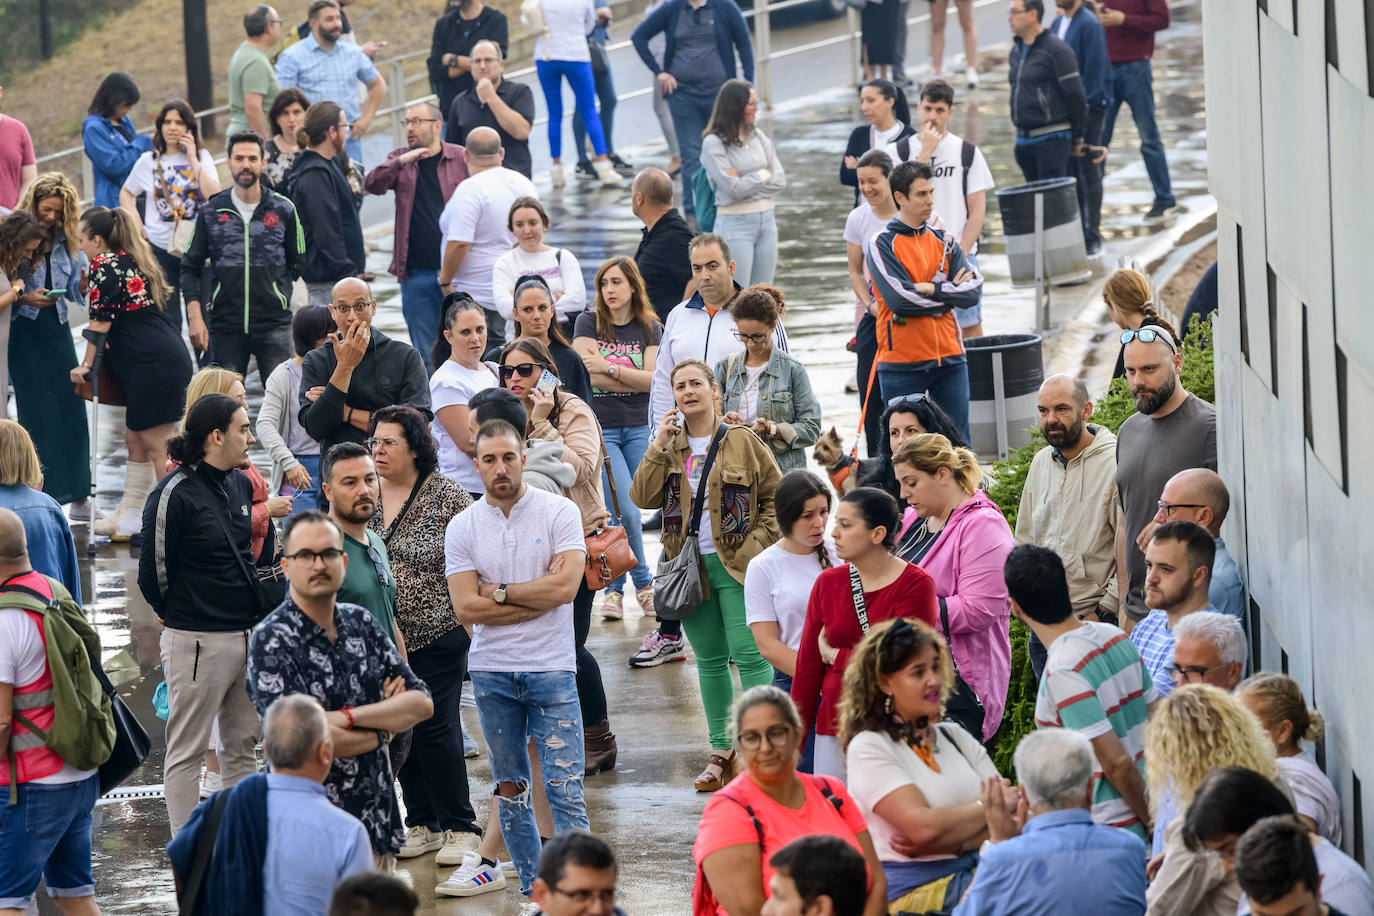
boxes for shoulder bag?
[153,150,201,258]
[938,599,986,740]
[584,433,639,590]
[652,424,726,620]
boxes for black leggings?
[573,580,608,724]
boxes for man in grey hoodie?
[467,387,575,493]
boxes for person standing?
[927,0,981,88]
[570,8,636,181]
[1051,0,1112,257]
[1097,0,1175,222]
[321,442,403,647]
[1128,521,1218,698]
[437,127,538,349]
[443,41,536,179]
[182,131,303,386]
[700,80,785,286]
[491,197,587,338]
[630,167,695,321]
[82,73,153,209]
[0,422,81,599]
[286,102,367,306]
[1150,468,1244,624]
[1007,0,1087,181]
[258,305,335,513]
[840,80,914,205]
[275,0,386,165]
[264,88,310,190]
[363,102,470,366]
[227,5,284,139]
[506,276,594,402]
[845,149,896,455]
[430,294,499,497]
[0,86,36,209]
[138,394,265,835]
[0,214,42,425]
[860,0,902,82]
[428,0,510,118]
[631,0,754,220]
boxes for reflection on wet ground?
[55,5,1208,914]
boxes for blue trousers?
[666,88,717,217]
[600,425,653,593]
[572,58,617,160]
[877,358,972,445]
[286,453,321,514]
[1102,59,1175,208]
[771,670,817,774]
[400,268,445,372]
[536,59,607,160]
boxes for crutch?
[83,328,107,556]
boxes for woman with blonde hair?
[1236,672,1343,845]
[0,419,82,599]
[1103,267,1178,379]
[1144,683,1281,916]
[890,433,1012,742]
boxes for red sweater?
[1101,0,1169,62]
[791,562,938,737]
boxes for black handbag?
[256,521,287,612]
[91,652,152,796]
[938,600,986,740]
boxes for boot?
[583,719,617,776]
[94,460,155,540]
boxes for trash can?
[995,178,1092,287]
[965,333,1044,462]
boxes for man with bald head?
[1114,325,1216,629]
[299,277,431,457]
[438,127,537,350]
[443,40,535,178]
[632,167,695,320]
[1152,468,1243,623]
[1016,374,1122,677]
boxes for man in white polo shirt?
[443,418,589,906]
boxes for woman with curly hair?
[0,211,45,424]
[838,617,1008,914]
[1144,683,1280,916]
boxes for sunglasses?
[500,362,545,380]
[1120,327,1177,353]
[886,391,929,408]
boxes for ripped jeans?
[470,669,589,893]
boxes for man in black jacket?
[427,0,509,118]
[183,131,303,386]
[284,103,365,306]
[299,278,432,458]
[1007,0,1088,181]
[631,168,695,321]
[138,393,266,837]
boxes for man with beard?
[182,131,303,385]
[1015,374,1122,678]
[322,442,405,651]
[1113,326,1216,631]
[1127,520,1216,699]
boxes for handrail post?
[389,59,408,149]
[847,6,861,86]
[756,1,773,107]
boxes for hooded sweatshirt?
[524,439,577,493]
[1015,426,1121,616]
[916,489,1015,741]
[284,149,365,283]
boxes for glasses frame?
[283,547,345,565]
[366,436,403,451]
[1168,661,1232,684]
[737,723,793,751]
[549,885,618,905]
[1157,499,1208,515]
[732,329,770,345]
[403,117,440,127]
[1119,327,1177,353]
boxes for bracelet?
[346,406,353,423]
[374,729,392,750]
[341,705,355,730]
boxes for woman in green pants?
[631,357,781,792]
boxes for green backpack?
[691,166,717,233]
[3,577,115,802]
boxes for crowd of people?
[1,1,1359,915]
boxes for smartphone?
[534,368,560,399]
[45,288,66,298]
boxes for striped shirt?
[1035,621,1158,839]
[1128,605,1218,700]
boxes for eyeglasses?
[365,543,396,602]
[367,436,402,451]
[737,724,792,751]
[1157,499,1207,515]
[403,117,439,127]
[732,330,770,344]
[333,301,374,315]
[1120,327,1177,353]
[284,547,345,564]
[1168,662,1231,684]
[499,362,544,379]
[550,886,617,905]
[886,391,930,408]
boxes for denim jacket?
[713,347,822,473]
[20,229,87,324]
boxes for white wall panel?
[1212,212,1248,579]
[1332,0,1369,93]
[1327,74,1374,384]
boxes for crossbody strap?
[183,468,260,591]
[381,473,428,548]
[848,563,869,633]
[599,432,622,521]
[685,424,728,538]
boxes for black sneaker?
[574,160,598,182]
[1143,202,1178,223]
[1085,239,1103,260]
[609,153,635,176]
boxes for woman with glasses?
[693,686,886,916]
[498,338,618,775]
[1103,267,1178,380]
[858,393,966,510]
[838,618,1007,914]
[509,275,593,402]
[492,198,587,340]
[365,404,485,864]
[790,487,937,779]
[714,285,820,474]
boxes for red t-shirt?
[791,562,938,736]
[693,772,870,916]
[0,115,35,210]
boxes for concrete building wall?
[1203,0,1374,864]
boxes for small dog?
[813,427,859,494]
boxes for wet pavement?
[44,4,1208,913]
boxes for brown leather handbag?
[584,434,638,590]
[74,359,126,406]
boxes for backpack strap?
[895,135,911,164]
[816,778,846,816]
[716,784,765,845]
[961,139,976,221]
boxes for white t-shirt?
[738,363,767,423]
[430,359,498,494]
[534,0,596,62]
[1279,752,1344,847]
[444,486,586,673]
[685,434,716,556]
[743,540,839,651]
[844,203,891,310]
[122,148,218,253]
[846,723,999,862]
[924,133,993,254]
[438,166,539,308]
[231,187,257,224]
[491,246,587,322]
[0,609,99,785]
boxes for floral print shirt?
[87,250,158,321]
[247,597,430,855]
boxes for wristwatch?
[607,364,619,379]
[493,583,508,605]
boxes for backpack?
[891,137,977,218]
[691,167,717,232]
[2,577,116,795]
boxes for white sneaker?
[435,829,481,867]
[95,505,142,541]
[67,499,92,522]
[460,679,477,709]
[551,166,566,190]
[593,158,624,186]
[199,771,223,799]
[519,902,542,916]
[500,859,517,874]
[966,66,979,89]
[435,851,508,897]
[399,825,444,858]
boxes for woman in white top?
[119,99,221,334]
[1237,672,1345,846]
[840,617,1010,914]
[846,149,898,454]
[428,293,499,497]
[700,79,786,287]
[491,197,587,337]
[529,0,622,186]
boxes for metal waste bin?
[965,333,1044,462]
[995,178,1092,288]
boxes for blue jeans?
[1102,59,1175,208]
[572,57,617,160]
[471,669,589,894]
[601,425,653,593]
[1013,134,1072,182]
[400,269,445,371]
[536,59,607,160]
[877,357,971,445]
[287,452,321,514]
[666,88,717,217]
[714,210,779,286]
[771,670,817,774]
[0,773,99,907]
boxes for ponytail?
[1236,672,1326,748]
[79,206,170,308]
[167,393,240,466]
[1103,268,1179,339]
[298,101,343,151]
[432,292,485,368]
[892,433,982,495]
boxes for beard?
[1043,416,1085,449]
[335,499,375,524]
[234,170,259,189]
[1132,371,1177,415]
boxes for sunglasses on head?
[499,362,544,379]
[886,392,930,408]
[1120,327,1177,353]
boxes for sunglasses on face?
[499,362,544,380]
[1120,327,1177,353]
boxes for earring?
[883,693,893,715]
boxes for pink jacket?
[916,489,1013,741]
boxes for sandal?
[693,751,737,792]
